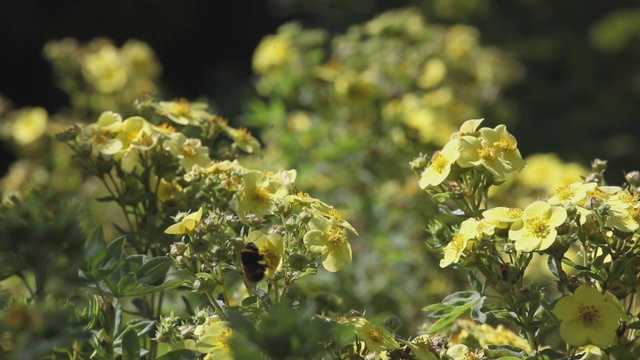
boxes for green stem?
[206,292,228,321]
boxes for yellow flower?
[245,231,284,279]
[79,111,124,155]
[445,344,482,360]
[82,43,128,93]
[235,170,288,217]
[350,317,399,353]
[154,98,209,126]
[303,216,352,272]
[196,320,234,360]
[115,116,154,172]
[163,132,211,170]
[252,34,291,74]
[164,207,203,234]
[406,335,437,360]
[440,218,483,268]
[458,124,525,180]
[482,206,522,229]
[451,118,484,139]
[549,182,598,206]
[222,125,261,153]
[12,107,48,145]
[416,58,447,89]
[604,191,640,232]
[509,201,567,252]
[553,285,620,348]
[419,139,461,188]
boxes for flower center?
[251,186,271,202]
[171,98,190,116]
[507,207,522,219]
[92,129,111,145]
[496,136,517,151]
[526,217,550,239]
[182,143,197,156]
[478,144,496,161]
[125,130,140,143]
[450,233,465,252]
[368,327,384,343]
[328,227,347,246]
[236,127,252,141]
[430,152,448,173]
[578,304,600,327]
[555,185,574,201]
[134,133,153,147]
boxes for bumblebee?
[240,242,266,282]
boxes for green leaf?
[485,344,527,358]
[98,237,126,277]
[441,291,481,306]
[121,328,140,360]
[116,319,157,340]
[156,349,199,360]
[135,257,171,285]
[425,291,482,333]
[428,302,475,333]
[117,273,138,297]
[85,227,107,275]
[122,278,182,297]
[470,296,487,322]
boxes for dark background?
[2,0,640,182]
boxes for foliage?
[244,7,523,329]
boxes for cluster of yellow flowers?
[43,38,161,116]
[418,118,526,188]
[418,118,640,354]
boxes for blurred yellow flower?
[12,107,48,145]
[154,98,209,126]
[406,334,437,360]
[446,343,482,360]
[165,207,203,235]
[350,317,399,353]
[252,34,291,74]
[417,58,447,89]
[82,43,128,93]
[509,201,567,252]
[553,285,620,348]
[196,320,234,360]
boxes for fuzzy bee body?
[241,242,266,282]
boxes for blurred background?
[2,0,640,180]
[2,0,640,335]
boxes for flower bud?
[55,125,80,142]
[244,213,263,227]
[299,210,313,224]
[625,170,640,187]
[269,224,286,237]
[288,253,309,271]
[192,277,215,293]
[170,242,187,257]
[591,158,608,173]
[410,155,429,173]
[191,237,210,254]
